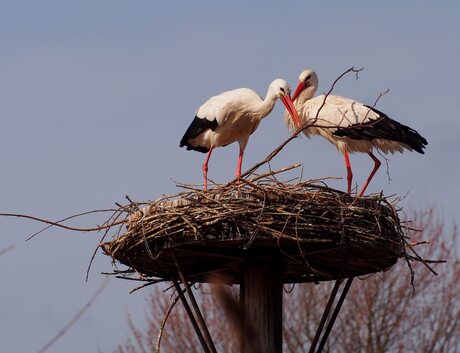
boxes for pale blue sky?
[1,1,459,352]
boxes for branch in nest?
[0,212,128,233]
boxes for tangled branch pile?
[102,169,405,283]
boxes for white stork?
[284,69,427,197]
[181,79,302,189]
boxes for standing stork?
[285,69,427,197]
[181,79,302,190]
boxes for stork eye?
[280,87,285,93]
[305,75,311,81]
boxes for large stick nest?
[102,171,405,284]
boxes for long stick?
[37,278,109,353]
[154,291,183,353]
[0,212,127,232]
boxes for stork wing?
[333,105,428,154]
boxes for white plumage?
[181,79,301,189]
[285,69,427,196]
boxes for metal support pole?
[173,252,217,353]
[172,281,211,353]
[316,277,354,353]
[308,279,343,353]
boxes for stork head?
[269,79,302,129]
[268,78,292,99]
[292,69,318,102]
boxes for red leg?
[236,147,244,179]
[358,151,381,197]
[343,151,353,194]
[202,146,214,190]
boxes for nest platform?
[102,176,405,284]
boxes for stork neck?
[300,85,317,101]
[256,89,278,120]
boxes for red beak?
[280,94,302,130]
[291,81,306,102]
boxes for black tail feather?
[333,105,428,154]
[179,116,218,153]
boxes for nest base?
[103,177,404,284]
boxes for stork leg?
[343,151,353,194]
[236,147,244,180]
[358,151,381,197]
[202,146,214,191]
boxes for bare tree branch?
[36,278,109,353]
[0,245,15,256]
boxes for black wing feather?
[179,116,218,153]
[333,105,428,154]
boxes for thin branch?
[127,195,155,260]
[0,245,15,256]
[36,278,109,353]
[247,163,302,183]
[154,291,183,353]
[0,212,127,232]
[129,279,165,294]
[26,208,119,241]
[315,67,364,121]
[363,88,390,121]
[86,208,126,281]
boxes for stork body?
[181,79,301,189]
[285,69,427,196]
